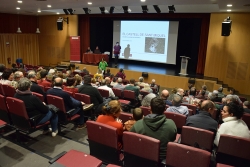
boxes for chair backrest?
[164,111,186,129]
[151,87,157,94]
[75,93,91,104]
[140,106,151,116]
[44,87,52,92]
[38,84,45,91]
[181,103,197,115]
[166,142,211,167]
[123,90,136,100]
[181,126,214,152]
[6,97,31,130]
[242,113,250,129]
[140,90,149,98]
[119,112,133,124]
[0,94,11,124]
[217,134,250,166]
[32,92,44,102]
[63,90,73,97]
[239,96,247,103]
[98,89,109,98]
[2,84,16,97]
[123,131,160,166]
[112,88,123,98]
[47,95,66,112]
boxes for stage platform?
[61,59,223,93]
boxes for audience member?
[99,58,108,72]
[86,46,92,53]
[96,100,123,149]
[211,90,222,102]
[104,68,111,77]
[82,67,89,75]
[63,77,78,97]
[166,94,189,116]
[189,87,196,97]
[0,64,5,77]
[94,68,103,81]
[137,77,146,87]
[47,77,90,129]
[243,101,250,114]
[150,79,158,93]
[37,69,51,87]
[94,46,101,54]
[91,78,98,88]
[74,74,83,88]
[168,87,177,101]
[124,108,143,131]
[104,77,112,88]
[141,93,156,107]
[113,78,125,91]
[199,85,209,95]
[218,87,226,98]
[28,71,46,100]
[160,90,172,106]
[124,79,139,98]
[226,88,242,104]
[141,83,153,93]
[14,78,58,137]
[176,88,184,97]
[98,80,116,99]
[214,102,250,146]
[0,69,14,86]
[195,90,207,100]
[10,71,24,88]
[130,97,177,160]
[78,75,104,114]
[110,77,118,87]
[115,68,126,79]
[186,100,218,134]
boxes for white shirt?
[214,117,250,146]
[98,85,115,98]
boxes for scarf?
[16,89,32,95]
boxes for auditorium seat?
[242,113,250,130]
[32,92,44,103]
[216,134,250,167]
[49,150,102,167]
[181,103,197,115]
[86,121,123,166]
[165,142,211,167]
[112,88,130,105]
[123,131,160,167]
[44,87,52,92]
[106,164,121,167]
[98,89,109,98]
[63,90,73,97]
[140,106,151,116]
[164,111,186,134]
[0,94,11,124]
[216,163,234,167]
[181,126,214,152]
[2,84,16,97]
[123,90,139,108]
[119,112,133,125]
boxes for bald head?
[177,88,184,96]
[200,100,215,112]
[161,89,169,99]
[54,77,63,87]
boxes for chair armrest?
[49,151,67,164]
[161,159,166,165]
[66,109,76,117]
[29,114,42,126]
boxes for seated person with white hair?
[141,93,156,107]
[176,88,184,97]
[98,79,117,99]
[113,77,125,91]
[226,88,242,104]
[11,71,24,88]
[110,77,118,87]
[137,77,146,87]
[14,78,58,137]
[211,90,222,102]
[167,94,189,116]
[243,101,250,114]
[141,83,153,93]
[150,79,158,93]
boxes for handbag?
[47,104,60,114]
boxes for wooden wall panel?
[39,15,78,66]
[205,13,250,95]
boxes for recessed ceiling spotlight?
[47,5,51,8]
[88,2,92,5]
[16,7,20,10]
[38,10,41,13]
[57,12,60,14]
[17,1,22,3]
[141,0,146,2]
[227,9,231,12]
[227,4,232,7]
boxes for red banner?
[70,36,80,63]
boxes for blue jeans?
[70,97,85,125]
[38,110,58,132]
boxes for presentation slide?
[113,20,179,64]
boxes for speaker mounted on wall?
[221,17,232,36]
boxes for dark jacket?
[130,114,177,160]
[78,84,103,109]
[186,111,218,135]
[30,81,47,102]
[47,87,74,111]
[14,93,49,123]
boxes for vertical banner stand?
[70,36,81,63]
[179,56,190,76]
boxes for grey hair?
[243,101,250,107]
[173,94,182,106]
[14,71,23,80]
[218,87,223,92]
[17,78,32,91]
[117,77,123,83]
[139,77,144,82]
[27,70,36,79]
[207,92,213,99]
[226,95,237,102]
[152,79,156,83]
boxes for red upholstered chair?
[86,121,123,166]
[106,164,121,167]
[181,103,197,115]
[164,111,187,134]
[165,142,211,167]
[98,89,110,98]
[2,84,16,97]
[49,150,102,167]
[0,83,4,95]
[6,97,50,141]
[32,92,44,103]
[140,90,149,99]
[63,90,73,97]
[112,88,130,105]
[119,112,133,125]
[242,113,250,129]
[123,90,139,108]
[123,131,160,167]
[38,84,45,92]
[151,87,157,94]
[216,163,234,167]
[74,93,91,104]
[122,79,129,85]
[0,94,11,124]
[140,106,151,116]
[216,134,250,167]
[47,95,80,125]
[45,87,52,92]
[181,126,214,152]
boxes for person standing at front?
[113,42,121,67]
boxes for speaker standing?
[113,42,121,67]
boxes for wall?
[205,13,250,95]
[38,15,78,66]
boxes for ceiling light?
[141,0,146,2]
[88,2,92,5]
[17,1,22,3]
[57,12,60,14]
[16,7,20,10]
[47,5,51,8]
[227,4,232,7]
[227,9,231,12]
[38,10,41,13]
